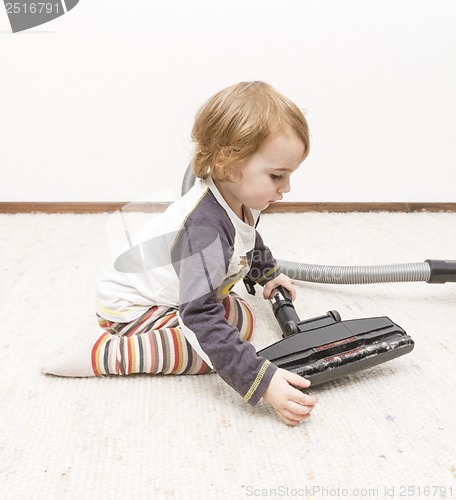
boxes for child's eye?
[270,174,282,180]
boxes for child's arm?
[171,218,278,406]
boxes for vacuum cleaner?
[181,165,456,385]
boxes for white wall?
[1,0,455,203]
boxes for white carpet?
[1,211,455,500]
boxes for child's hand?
[263,273,296,301]
[262,368,318,426]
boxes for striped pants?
[92,293,255,376]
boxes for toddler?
[44,81,318,426]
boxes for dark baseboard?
[264,202,456,213]
[0,202,169,214]
[0,201,455,214]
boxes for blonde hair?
[191,81,310,181]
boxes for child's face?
[215,130,305,218]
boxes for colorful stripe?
[91,332,112,376]
[92,293,254,377]
[223,293,254,341]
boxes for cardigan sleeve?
[245,230,282,287]
[171,218,277,405]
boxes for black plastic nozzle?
[426,259,456,284]
[269,286,301,337]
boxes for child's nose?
[278,179,291,194]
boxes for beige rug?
[1,211,455,499]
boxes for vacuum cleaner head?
[257,287,414,386]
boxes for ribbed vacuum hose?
[181,165,454,285]
[277,260,431,284]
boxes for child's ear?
[214,147,230,179]
[215,147,230,164]
[226,165,242,183]
[213,161,226,181]
[214,147,242,182]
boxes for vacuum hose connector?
[426,259,456,284]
